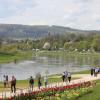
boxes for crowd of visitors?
[2,74,47,93]
[62,71,71,83]
[2,71,71,93]
[90,67,100,77]
[3,75,16,93]
[2,68,100,93]
[3,67,100,94]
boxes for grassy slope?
[79,80,100,100]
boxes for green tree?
[64,42,69,50]
[92,35,100,51]
[52,42,59,50]
[76,41,90,51]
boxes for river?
[0,54,99,81]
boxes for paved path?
[0,74,100,98]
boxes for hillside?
[0,24,100,39]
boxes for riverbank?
[0,50,33,64]
[0,50,100,64]
[37,50,100,57]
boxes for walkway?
[0,74,100,98]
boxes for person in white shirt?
[94,68,99,77]
[65,71,68,82]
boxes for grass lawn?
[0,50,34,63]
[78,79,100,100]
[37,51,100,57]
[73,70,90,74]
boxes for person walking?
[29,76,34,91]
[62,72,65,82]
[44,75,48,87]
[90,68,94,76]
[6,75,9,87]
[65,71,68,83]
[94,68,99,77]
[38,77,42,89]
[11,76,16,93]
[3,75,6,88]
[67,72,71,83]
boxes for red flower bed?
[0,81,92,100]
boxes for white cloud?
[0,0,100,30]
[0,0,36,17]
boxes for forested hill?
[0,24,100,39]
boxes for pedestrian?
[29,76,34,91]
[90,68,94,76]
[65,71,68,83]
[67,72,71,83]
[11,76,16,93]
[44,75,48,87]
[98,68,100,73]
[62,72,65,82]
[6,75,9,87]
[3,75,6,88]
[94,68,99,77]
[38,77,42,89]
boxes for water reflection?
[0,55,100,81]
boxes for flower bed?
[0,81,94,100]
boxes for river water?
[0,54,99,81]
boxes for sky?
[0,0,100,30]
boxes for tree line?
[0,33,100,54]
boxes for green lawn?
[73,70,90,74]
[78,80,100,100]
[37,51,100,57]
[0,50,34,63]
